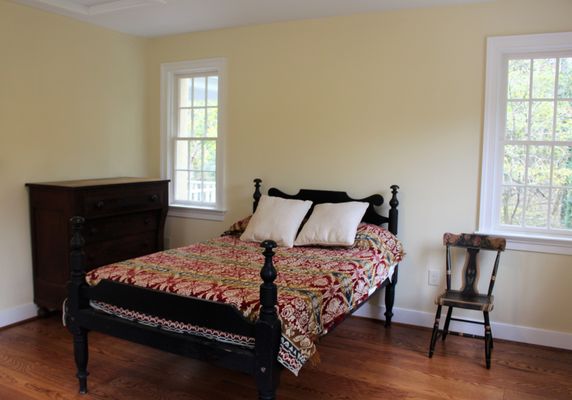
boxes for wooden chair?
[428,233,506,369]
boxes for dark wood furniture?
[26,177,169,314]
[66,179,400,400]
[428,232,506,369]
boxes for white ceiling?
[12,0,493,38]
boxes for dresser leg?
[37,307,50,318]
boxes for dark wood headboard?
[251,178,399,235]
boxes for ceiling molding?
[27,0,166,16]
[11,0,495,37]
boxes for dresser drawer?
[84,231,158,270]
[83,186,165,217]
[84,211,159,243]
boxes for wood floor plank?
[0,315,570,399]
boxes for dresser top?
[26,177,169,189]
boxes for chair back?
[443,233,506,297]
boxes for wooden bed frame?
[66,179,400,400]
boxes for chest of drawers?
[26,178,169,313]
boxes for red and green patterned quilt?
[86,223,403,375]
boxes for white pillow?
[240,195,312,248]
[294,202,368,247]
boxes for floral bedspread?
[86,223,403,375]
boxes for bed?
[65,179,402,400]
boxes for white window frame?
[161,58,227,221]
[480,32,572,255]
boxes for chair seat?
[436,290,494,312]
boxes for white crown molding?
[12,0,494,38]
[24,0,166,16]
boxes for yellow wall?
[146,0,572,334]
[0,1,149,312]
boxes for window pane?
[524,187,549,227]
[207,108,218,137]
[203,171,216,203]
[193,77,206,107]
[558,57,572,99]
[503,145,526,184]
[207,76,218,106]
[551,188,572,229]
[175,140,189,170]
[556,101,572,141]
[527,145,552,186]
[193,109,206,137]
[532,58,556,99]
[178,109,192,137]
[179,78,192,107]
[530,101,554,141]
[507,59,530,99]
[552,146,572,188]
[204,140,216,172]
[189,171,202,202]
[175,171,189,201]
[189,140,202,171]
[500,186,523,226]
[506,101,528,140]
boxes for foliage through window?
[480,33,572,254]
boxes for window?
[480,33,572,254]
[161,59,226,220]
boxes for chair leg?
[483,311,492,369]
[428,305,442,358]
[442,307,453,341]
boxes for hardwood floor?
[0,315,571,399]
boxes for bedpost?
[67,216,89,394]
[384,272,397,327]
[385,185,400,327]
[255,240,281,400]
[388,185,399,235]
[253,178,262,213]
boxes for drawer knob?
[89,227,98,235]
[149,194,159,202]
[144,217,151,225]
[95,200,105,209]
[142,241,150,248]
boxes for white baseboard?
[0,303,38,328]
[354,303,572,351]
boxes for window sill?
[168,205,226,221]
[477,230,572,256]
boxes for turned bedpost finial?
[388,185,399,235]
[259,240,278,323]
[253,178,262,213]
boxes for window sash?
[495,55,572,236]
[172,137,218,206]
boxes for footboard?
[66,216,282,399]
